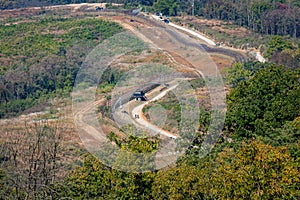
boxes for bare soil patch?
[177,16,251,38]
[210,53,235,71]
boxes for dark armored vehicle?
[130,84,160,101]
[132,91,147,101]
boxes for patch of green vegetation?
[225,64,300,146]
[143,92,181,132]
[189,78,205,89]
[108,131,160,153]
[0,18,122,57]
[97,83,114,94]
[0,17,123,118]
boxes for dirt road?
[131,84,179,139]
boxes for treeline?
[0,17,123,118]
[192,0,300,38]
[153,0,300,38]
[131,0,300,38]
[2,0,300,38]
[137,0,300,38]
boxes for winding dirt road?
[109,14,229,140]
[131,84,179,139]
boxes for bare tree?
[0,120,63,199]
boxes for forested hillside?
[0,17,122,118]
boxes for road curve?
[131,84,179,139]
[150,14,265,63]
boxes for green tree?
[266,36,294,58]
[58,155,155,199]
[226,64,300,144]
[154,0,178,16]
[224,62,251,87]
[152,164,207,199]
[207,140,300,199]
[153,140,300,199]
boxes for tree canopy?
[153,0,178,16]
[226,64,300,145]
[56,140,300,199]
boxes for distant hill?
[0,0,155,10]
[0,0,96,10]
